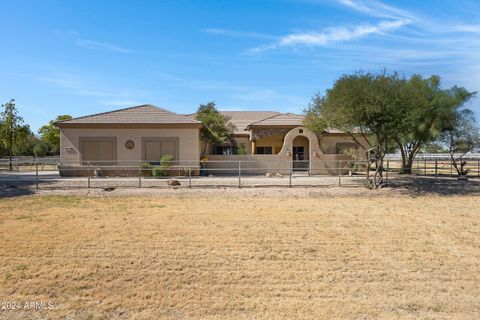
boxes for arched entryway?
[292,135,309,171]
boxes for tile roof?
[247,113,305,127]
[56,104,201,126]
[219,111,281,134]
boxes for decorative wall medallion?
[125,140,135,150]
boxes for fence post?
[477,159,479,177]
[435,158,438,182]
[188,161,192,189]
[424,157,427,175]
[36,163,39,189]
[88,177,90,189]
[416,158,419,174]
[238,161,241,189]
[338,161,341,187]
[450,159,453,176]
[289,161,292,188]
[138,176,142,188]
[366,158,370,183]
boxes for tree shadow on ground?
[0,172,60,198]
[0,183,35,198]
[386,176,480,196]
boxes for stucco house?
[56,104,369,176]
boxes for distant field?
[1,195,479,319]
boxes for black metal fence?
[1,157,479,191]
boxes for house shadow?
[386,176,480,196]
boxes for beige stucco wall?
[206,155,290,175]
[60,127,201,164]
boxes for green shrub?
[33,141,49,157]
[237,144,247,155]
[160,154,174,167]
[140,162,152,176]
[152,154,174,177]
[182,166,192,176]
[152,166,167,177]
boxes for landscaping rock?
[167,179,181,186]
[265,172,273,177]
[275,173,283,178]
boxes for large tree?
[1,99,24,170]
[12,125,38,156]
[394,75,475,173]
[39,114,72,154]
[439,108,480,176]
[305,71,406,188]
[194,102,235,155]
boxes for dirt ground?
[0,191,479,320]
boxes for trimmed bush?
[152,154,174,177]
[140,162,152,176]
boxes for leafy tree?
[305,71,406,188]
[394,75,475,173]
[12,125,37,156]
[39,115,72,154]
[0,142,6,158]
[0,99,24,170]
[439,109,480,176]
[194,102,235,155]
[421,142,448,153]
[33,140,50,157]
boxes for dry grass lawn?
[0,195,479,319]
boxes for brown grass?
[0,195,479,319]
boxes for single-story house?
[56,104,369,176]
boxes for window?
[213,144,248,155]
[214,146,236,155]
[256,146,273,154]
[143,138,179,164]
[80,137,116,165]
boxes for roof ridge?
[55,104,200,124]
[247,112,289,126]
[55,104,155,124]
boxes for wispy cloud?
[335,0,416,20]
[452,24,480,34]
[37,72,135,100]
[203,28,276,40]
[249,19,410,53]
[75,39,131,53]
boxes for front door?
[293,146,309,171]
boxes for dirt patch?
[0,195,479,319]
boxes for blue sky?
[1,0,479,131]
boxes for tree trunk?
[372,145,384,188]
[395,139,421,174]
[403,152,416,174]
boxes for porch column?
[251,140,256,154]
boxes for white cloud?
[249,19,410,53]
[203,28,276,40]
[452,24,480,34]
[336,0,416,20]
[76,39,130,53]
